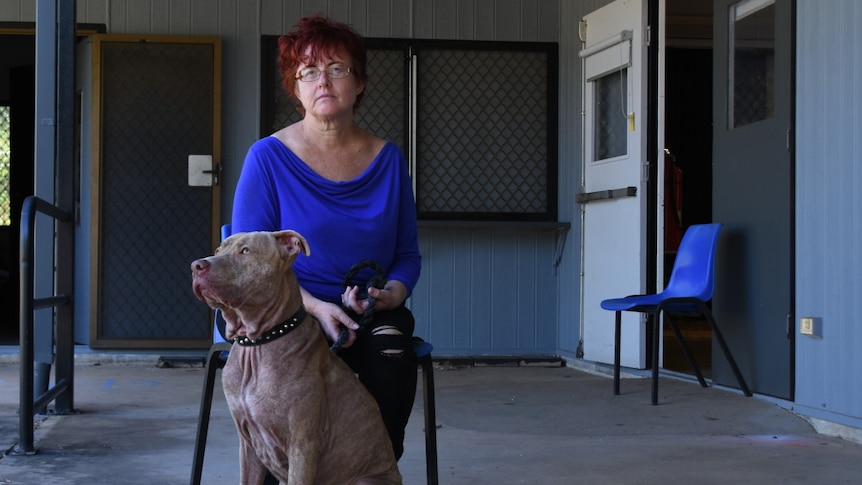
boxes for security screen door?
[91,35,221,348]
[580,0,652,368]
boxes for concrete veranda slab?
[1,353,861,484]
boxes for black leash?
[330,260,387,352]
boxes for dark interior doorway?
[0,34,36,345]
[663,45,714,376]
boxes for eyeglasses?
[294,64,352,82]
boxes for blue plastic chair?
[191,225,438,484]
[600,223,752,405]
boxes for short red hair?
[277,14,368,115]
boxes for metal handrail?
[17,195,73,454]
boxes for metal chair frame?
[601,223,753,405]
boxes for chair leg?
[190,342,232,485]
[613,311,621,396]
[699,304,753,397]
[664,313,708,388]
[650,311,661,405]
[419,352,439,485]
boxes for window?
[261,38,559,221]
[593,69,628,160]
[730,0,775,128]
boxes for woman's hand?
[301,287,360,348]
[342,280,408,314]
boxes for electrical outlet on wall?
[800,317,822,338]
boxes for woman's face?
[295,46,364,120]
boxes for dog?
[191,230,402,485]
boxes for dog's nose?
[191,259,210,273]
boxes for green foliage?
[1,106,10,226]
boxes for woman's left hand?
[342,279,408,313]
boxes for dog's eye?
[241,247,250,254]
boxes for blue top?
[231,136,421,302]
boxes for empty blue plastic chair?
[600,223,752,404]
[191,225,438,484]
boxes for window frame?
[260,37,559,222]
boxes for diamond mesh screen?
[733,49,774,127]
[356,49,407,152]
[416,48,551,217]
[732,2,775,128]
[98,41,215,343]
[269,83,300,132]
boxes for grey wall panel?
[795,0,862,429]
[491,233,520,349]
[79,0,109,25]
[412,0,434,38]
[116,1,151,32]
[415,228,560,355]
[554,0,614,359]
[259,0,283,34]
[1,1,25,19]
[492,0,520,41]
[365,1,394,37]
[555,0,583,358]
[190,0,219,34]
[150,0,169,33]
[429,0,458,39]
[468,232,494,350]
[475,0,496,40]
[330,0,353,26]
[412,229,455,349]
[167,0,191,33]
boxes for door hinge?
[645,25,651,46]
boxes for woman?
[231,14,422,462]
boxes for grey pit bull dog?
[191,230,402,485]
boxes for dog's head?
[191,230,310,340]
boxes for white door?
[580,0,653,368]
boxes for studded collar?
[234,307,306,346]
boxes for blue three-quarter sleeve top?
[231,136,422,303]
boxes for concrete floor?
[1,349,861,484]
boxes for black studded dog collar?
[234,307,306,346]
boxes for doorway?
[0,34,36,345]
[578,0,716,373]
[662,2,714,377]
[89,35,221,349]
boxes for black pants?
[338,304,419,459]
[263,305,418,484]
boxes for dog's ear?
[273,230,311,258]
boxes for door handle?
[576,186,637,204]
[188,155,219,186]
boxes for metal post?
[18,198,36,454]
[55,0,77,415]
[32,0,58,413]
